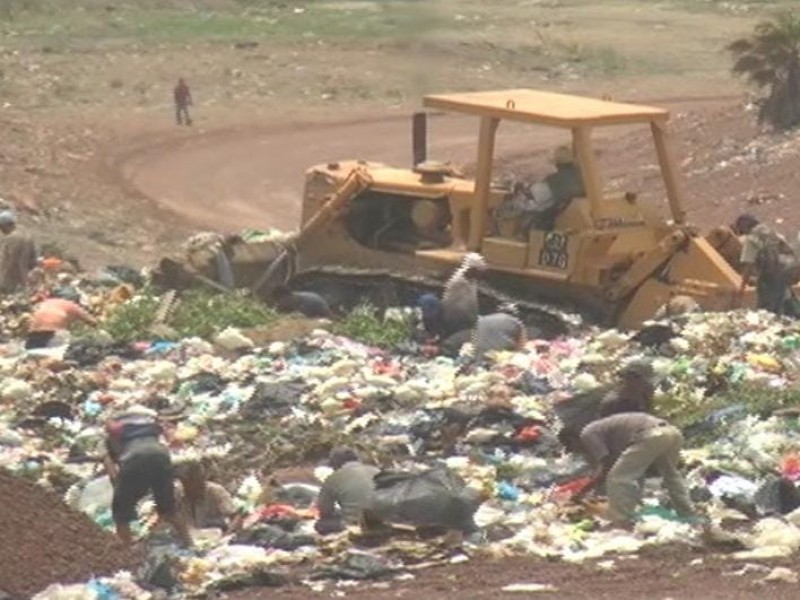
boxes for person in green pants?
[570,412,695,527]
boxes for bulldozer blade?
[413,112,427,166]
[250,247,294,297]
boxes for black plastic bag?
[311,552,400,581]
[211,568,287,591]
[367,467,482,532]
[241,380,307,418]
[754,476,800,516]
[233,524,315,551]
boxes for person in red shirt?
[174,78,193,126]
[25,288,97,349]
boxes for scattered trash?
[502,582,558,592]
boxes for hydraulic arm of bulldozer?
[251,167,373,295]
[605,229,690,302]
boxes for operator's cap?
[462,252,487,270]
[0,210,18,226]
[619,360,654,379]
[554,145,574,165]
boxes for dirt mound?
[0,471,139,599]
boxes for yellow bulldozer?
[157,89,767,335]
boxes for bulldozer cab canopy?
[421,89,684,250]
[423,89,669,127]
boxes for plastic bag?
[311,551,400,581]
[366,468,482,532]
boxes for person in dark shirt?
[103,406,191,546]
[598,360,655,417]
[569,413,694,526]
[173,78,193,126]
[272,285,332,318]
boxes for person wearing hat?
[103,406,192,546]
[441,253,488,337]
[569,412,695,527]
[314,447,379,535]
[545,144,586,205]
[0,210,37,294]
[470,302,527,361]
[417,293,445,339]
[598,360,655,418]
[733,213,800,315]
[25,287,98,349]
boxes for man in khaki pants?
[572,412,695,526]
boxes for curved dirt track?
[119,96,738,234]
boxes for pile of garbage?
[5,274,800,597]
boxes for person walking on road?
[174,78,193,126]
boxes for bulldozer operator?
[498,145,586,235]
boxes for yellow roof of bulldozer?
[423,89,668,127]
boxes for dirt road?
[118,112,565,232]
[117,96,743,236]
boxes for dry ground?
[2,0,799,269]
[3,1,800,597]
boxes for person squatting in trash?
[415,293,476,358]
[174,459,243,532]
[314,446,379,535]
[733,213,800,316]
[598,360,655,417]
[103,406,192,546]
[567,412,695,527]
[272,284,332,318]
[441,252,488,337]
[470,302,527,361]
[25,287,97,349]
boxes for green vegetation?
[102,290,162,343]
[661,380,800,431]
[101,290,410,348]
[331,303,411,348]
[0,1,447,46]
[102,288,277,342]
[728,10,800,130]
